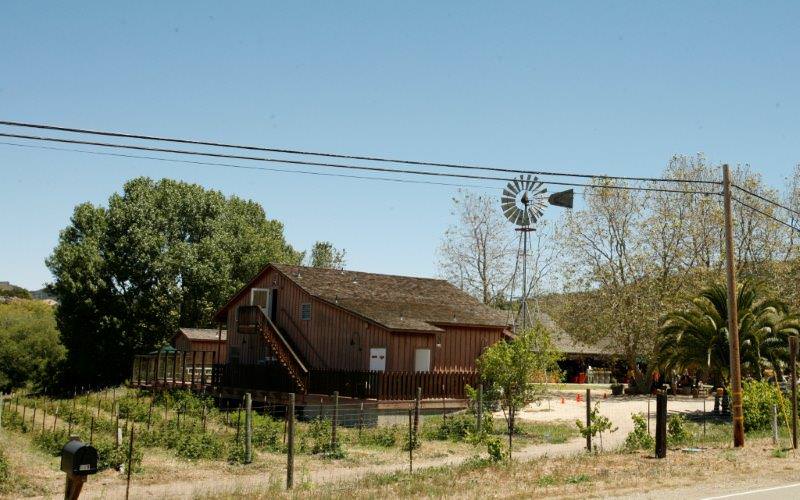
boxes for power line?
[731,195,800,233]
[0,132,722,196]
[0,119,720,186]
[0,140,504,191]
[732,183,800,219]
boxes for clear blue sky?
[2,2,799,290]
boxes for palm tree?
[656,280,800,386]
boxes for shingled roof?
[536,312,616,356]
[217,263,511,332]
[176,328,227,342]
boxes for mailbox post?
[61,437,98,500]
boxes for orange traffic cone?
[603,393,607,399]
[560,397,565,404]
[576,394,582,403]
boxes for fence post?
[476,383,484,433]
[407,408,413,473]
[287,393,295,489]
[655,391,667,458]
[585,388,591,451]
[90,417,95,444]
[244,393,252,464]
[236,403,242,442]
[0,395,3,432]
[358,402,364,439]
[647,396,651,436]
[331,391,339,449]
[413,387,421,438]
[772,404,779,446]
[125,426,135,500]
[791,335,798,449]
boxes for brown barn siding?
[224,267,504,372]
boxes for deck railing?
[132,353,478,400]
[132,351,216,390]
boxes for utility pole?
[722,164,745,448]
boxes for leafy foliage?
[575,404,617,450]
[623,413,654,452]
[47,177,302,386]
[477,323,561,451]
[742,379,788,432]
[667,414,689,445]
[308,241,346,269]
[657,280,800,385]
[0,446,9,493]
[0,300,65,392]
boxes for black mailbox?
[60,439,98,476]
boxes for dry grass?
[208,437,800,499]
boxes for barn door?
[369,347,386,372]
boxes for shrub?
[0,447,10,493]
[300,418,346,458]
[486,436,504,462]
[667,414,688,445]
[623,413,654,452]
[358,425,399,448]
[175,432,225,460]
[421,414,477,442]
[742,380,787,432]
[93,439,143,472]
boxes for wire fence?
[1,385,796,496]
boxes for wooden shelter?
[171,327,227,362]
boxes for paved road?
[701,483,800,500]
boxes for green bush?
[742,380,788,432]
[422,414,477,442]
[300,418,346,458]
[486,436,504,462]
[174,431,225,460]
[358,425,399,448]
[93,439,143,472]
[623,413,654,452]
[667,414,688,445]
[0,447,10,493]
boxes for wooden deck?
[132,351,478,408]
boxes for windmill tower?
[501,174,573,333]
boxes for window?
[229,346,240,365]
[300,303,312,321]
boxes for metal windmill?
[501,174,574,332]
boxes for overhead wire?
[731,195,800,233]
[0,119,721,186]
[731,183,800,219]
[0,132,722,196]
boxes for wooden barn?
[133,263,511,404]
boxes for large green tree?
[47,177,302,387]
[0,300,65,392]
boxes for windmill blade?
[513,209,525,226]
[512,178,523,193]
[502,205,517,218]
[504,207,520,223]
[503,187,517,199]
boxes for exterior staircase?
[237,305,309,392]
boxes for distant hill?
[0,282,56,302]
